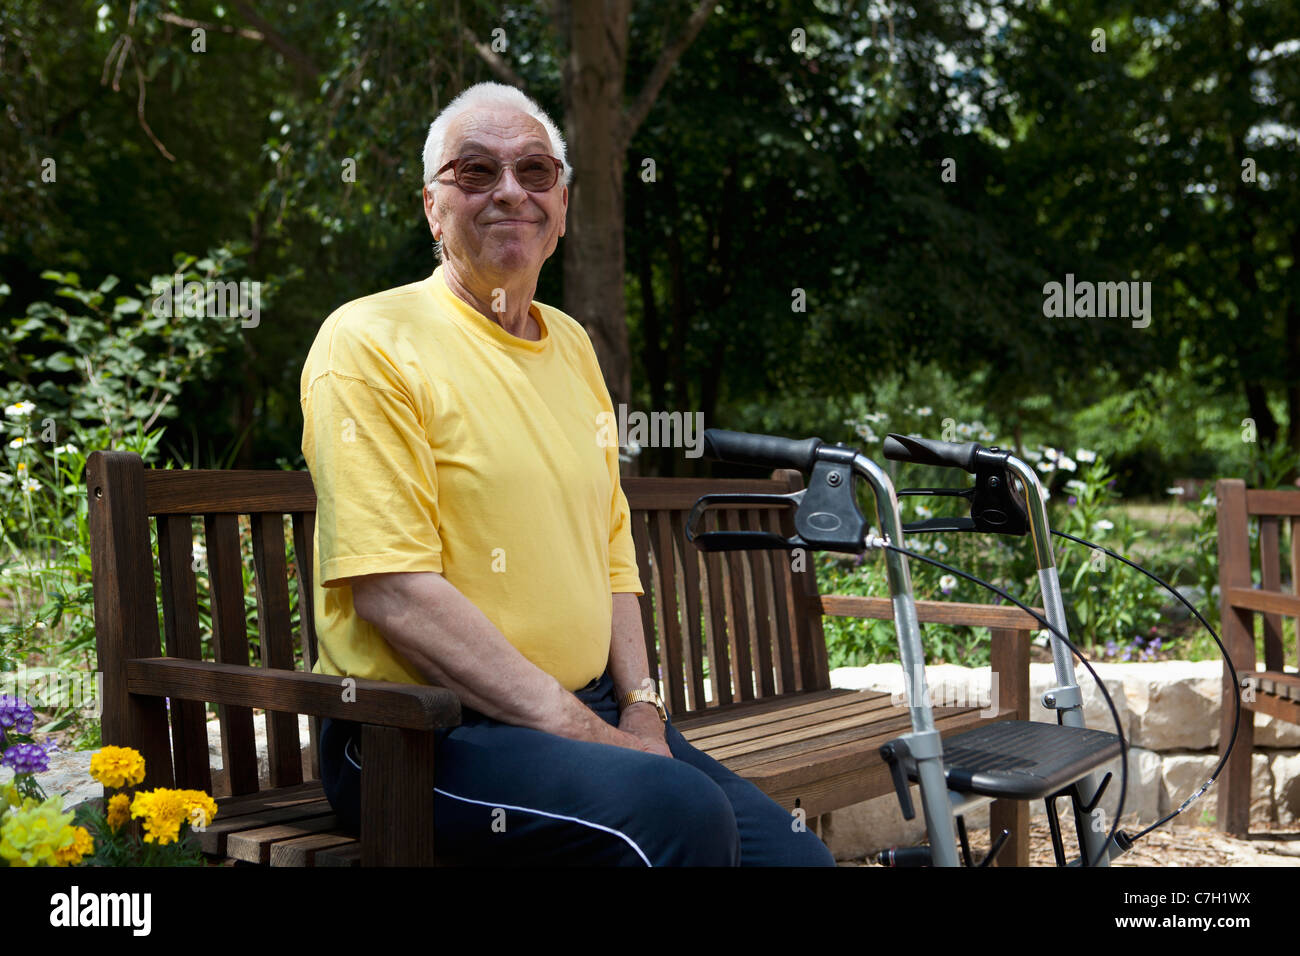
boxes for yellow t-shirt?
[299,265,644,692]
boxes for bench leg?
[989,627,1030,866]
[1217,690,1255,836]
[989,799,1029,867]
[360,725,437,866]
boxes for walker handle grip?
[702,428,824,473]
[882,433,980,474]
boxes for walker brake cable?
[1049,529,1242,842]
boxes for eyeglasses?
[434,153,564,193]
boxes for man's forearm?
[350,571,628,746]
[608,592,655,708]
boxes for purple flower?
[1068,495,1077,505]
[2,742,50,774]
[1119,650,1132,662]
[0,695,35,735]
[1151,637,1163,650]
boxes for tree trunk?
[561,0,632,411]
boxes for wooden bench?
[88,451,1037,865]
[1215,478,1300,835]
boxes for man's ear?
[423,185,441,239]
[558,184,568,238]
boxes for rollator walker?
[685,428,1128,867]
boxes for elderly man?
[300,81,835,866]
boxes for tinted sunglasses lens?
[517,156,557,190]
[456,156,500,190]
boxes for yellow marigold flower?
[106,792,131,830]
[52,825,94,866]
[177,790,218,829]
[89,746,146,789]
[0,797,74,867]
[130,789,187,846]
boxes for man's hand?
[619,702,672,759]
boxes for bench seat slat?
[680,692,900,749]
[194,799,333,856]
[270,832,362,867]
[226,813,343,864]
[738,709,1019,795]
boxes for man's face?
[423,106,568,280]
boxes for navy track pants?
[318,669,837,866]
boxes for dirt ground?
[845,818,1300,866]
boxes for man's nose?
[492,166,529,200]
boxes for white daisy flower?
[8,436,27,449]
[917,407,932,417]
[1057,456,1077,472]
[0,472,12,486]
[933,540,949,554]
[1166,486,1184,496]
[1023,449,1042,462]
[1076,448,1097,463]
[1092,519,1114,532]
[939,574,957,591]
[53,443,78,455]
[978,429,995,442]
[1201,494,1217,508]
[1037,460,1055,473]
[3,401,35,418]
[915,504,933,519]
[1043,447,1059,460]
[20,478,40,494]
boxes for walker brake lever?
[685,492,802,552]
[687,459,872,554]
[889,434,1029,537]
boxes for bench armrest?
[820,594,1041,630]
[124,657,461,730]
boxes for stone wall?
[822,661,1299,861]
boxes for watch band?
[620,688,667,723]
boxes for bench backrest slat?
[1258,515,1285,671]
[251,513,304,789]
[156,513,213,793]
[291,511,320,674]
[671,509,708,711]
[204,512,261,795]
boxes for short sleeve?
[607,446,644,595]
[301,330,443,588]
[584,345,644,596]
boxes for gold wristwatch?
[620,687,667,722]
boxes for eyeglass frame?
[432,153,566,193]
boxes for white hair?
[423,82,570,263]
